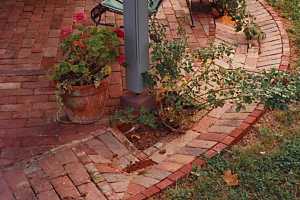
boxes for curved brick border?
[127,1,290,199]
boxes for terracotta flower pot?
[62,81,109,124]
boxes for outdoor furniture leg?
[186,0,195,27]
[91,4,115,26]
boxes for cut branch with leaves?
[143,19,299,131]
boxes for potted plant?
[52,13,124,124]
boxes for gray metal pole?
[124,0,149,94]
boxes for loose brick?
[97,181,115,197]
[244,116,258,124]
[27,170,53,193]
[102,173,128,183]
[212,143,227,153]
[22,81,50,89]
[86,138,114,159]
[0,82,21,89]
[204,149,218,159]
[188,139,217,149]
[55,149,78,165]
[193,116,217,133]
[229,128,243,138]
[156,161,183,173]
[0,96,17,104]
[51,176,81,199]
[32,102,57,110]
[179,163,193,174]
[0,104,30,112]
[109,84,123,98]
[168,170,186,181]
[143,168,171,181]
[0,175,14,200]
[192,158,206,167]
[142,186,160,198]
[0,119,26,128]
[109,71,122,85]
[78,182,107,200]
[65,162,90,186]
[95,164,121,173]
[2,169,35,200]
[34,88,55,95]
[16,95,48,103]
[167,154,195,164]
[98,132,128,157]
[177,146,206,156]
[43,47,58,57]
[197,132,227,142]
[222,136,236,145]
[132,175,160,188]
[110,181,130,193]
[127,183,146,195]
[0,112,12,120]
[39,156,65,178]
[127,193,147,200]
[155,178,173,190]
[37,190,60,200]
[0,89,33,97]
[207,125,236,134]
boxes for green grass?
[155,108,300,200]
[266,0,300,65]
[266,0,300,21]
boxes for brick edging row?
[127,0,290,199]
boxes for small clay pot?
[62,81,109,124]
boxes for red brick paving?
[0,0,290,199]
[0,0,124,165]
[0,0,212,169]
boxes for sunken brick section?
[0,0,290,199]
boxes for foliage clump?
[143,18,300,131]
[52,24,123,93]
[212,0,266,43]
[110,107,158,129]
[52,12,124,120]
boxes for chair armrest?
[115,0,123,4]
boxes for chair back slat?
[148,0,163,13]
[107,0,163,13]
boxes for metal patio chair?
[91,0,195,27]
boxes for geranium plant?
[52,13,124,93]
[52,12,125,123]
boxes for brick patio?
[0,0,290,199]
[0,0,213,167]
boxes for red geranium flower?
[114,28,125,39]
[73,40,85,49]
[73,12,86,23]
[60,27,73,39]
[117,54,126,65]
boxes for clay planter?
[62,81,109,124]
